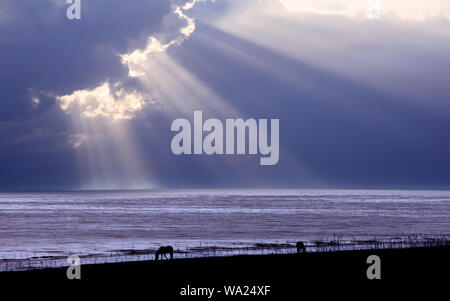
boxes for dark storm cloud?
[1,0,450,189]
[0,0,170,188]
[0,0,170,119]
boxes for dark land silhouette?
[1,245,447,296]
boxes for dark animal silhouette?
[296,241,306,253]
[155,246,173,260]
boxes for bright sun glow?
[57,82,150,120]
[56,0,449,189]
[279,0,450,21]
[54,0,237,189]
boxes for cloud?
[121,37,171,78]
[121,0,210,79]
[57,0,210,119]
[70,133,88,149]
[2,0,450,189]
[57,82,151,120]
[0,0,170,122]
[279,0,450,21]
[31,96,40,108]
[211,0,450,99]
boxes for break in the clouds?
[1,0,450,189]
[121,1,199,79]
[59,0,208,119]
[279,0,450,20]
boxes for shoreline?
[1,234,448,273]
[2,246,448,282]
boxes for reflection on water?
[0,189,449,265]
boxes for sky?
[0,0,450,190]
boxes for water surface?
[0,189,448,261]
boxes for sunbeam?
[206,0,450,118]
[53,0,221,189]
[64,114,156,189]
[137,52,238,117]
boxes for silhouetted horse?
[296,241,306,253]
[155,246,173,260]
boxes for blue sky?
[1,0,450,189]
